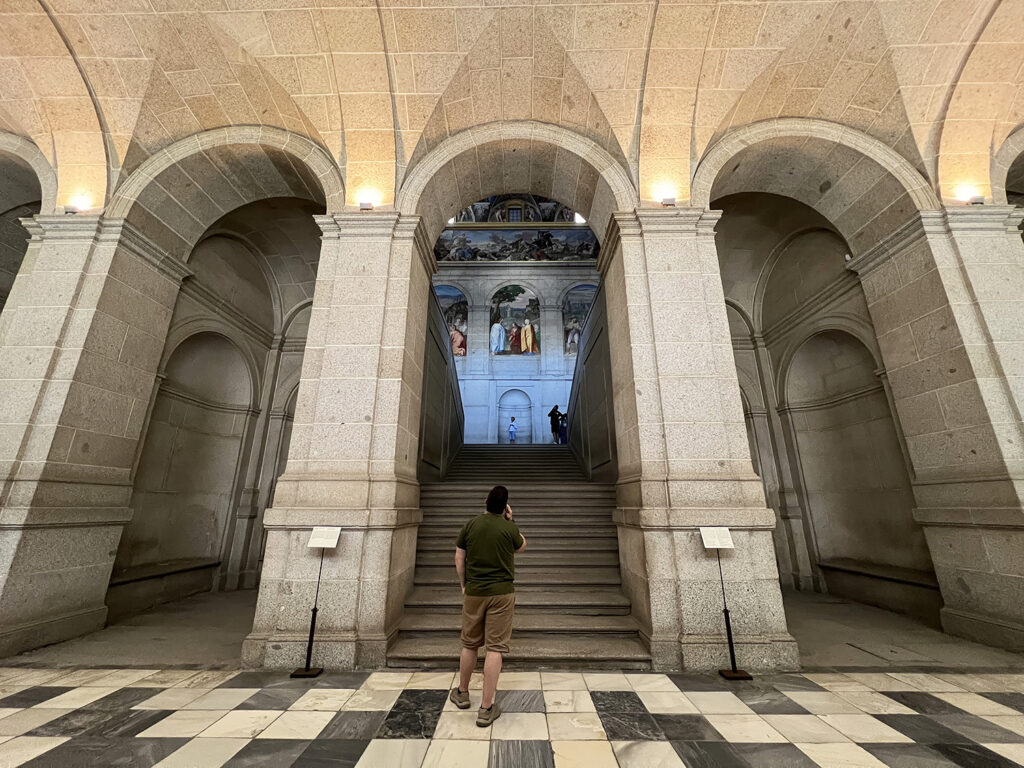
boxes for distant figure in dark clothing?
[548,405,561,443]
[558,413,568,445]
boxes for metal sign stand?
[291,527,342,679]
[700,526,752,681]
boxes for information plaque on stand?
[699,526,752,681]
[291,526,342,679]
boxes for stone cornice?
[776,381,883,414]
[635,207,705,235]
[845,213,934,277]
[101,218,194,284]
[316,212,401,239]
[944,205,1024,234]
[21,214,102,240]
[392,214,436,277]
[179,280,276,349]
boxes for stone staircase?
[388,445,650,669]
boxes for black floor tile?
[758,674,826,692]
[390,689,448,713]
[597,711,666,740]
[27,708,118,737]
[495,690,545,713]
[590,690,646,713]
[376,709,442,739]
[881,692,966,715]
[292,738,370,768]
[653,714,723,741]
[0,686,73,707]
[669,741,749,768]
[84,708,172,738]
[320,711,388,740]
[861,743,960,767]
[731,743,819,767]
[224,739,312,767]
[930,713,1024,743]
[737,689,810,715]
[311,673,371,690]
[86,686,164,711]
[930,743,1024,768]
[875,714,975,744]
[669,674,742,692]
[220,671,311,689]
[489,739,555,768]
[21,736,186,768]
[238,688,307,710]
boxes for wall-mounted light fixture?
[359,201,374,211]
[356,187,382,212]
[652,181,678,208]
[953,184,983,204]
[661,197,676,207]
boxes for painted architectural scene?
[434,227,599,262]
[489,285,541,355]
[435,284,468,357]
[455,194,583,223]
[562,284,597,356]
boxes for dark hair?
[486,485,509,514]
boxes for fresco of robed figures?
[434,284,468,357]
[562,284,597,356]
[436,227,599,263]
[490,285,541,356]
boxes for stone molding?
[992,124,1024,205]
[776,381,884,415]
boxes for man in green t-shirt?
[449,485,527,727]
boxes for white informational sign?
[699,526,735,550]
[307,526,342,550]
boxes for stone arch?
[0,131,57,215]
[397,121,638,246]
[189,232,282,335]
[488,279,545,308]
[693,118,940,212]
[161,320,263,410]
[992,124,1024,205]
[497,388,533,444]
[776,318,882,407]
[108,126,346,257]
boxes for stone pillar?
[848,208,1024,649]
[0,216,186,656]
[243,213,433,669]
[603,209,797,671]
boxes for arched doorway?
[497,388,532,444]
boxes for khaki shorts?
[461,593,515,654]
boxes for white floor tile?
[834,691,916,715]
[183,688,260,710]
[433,711,490,740]
[685,692,754,714]
[134,687,211,710]
[137,710,230,738]
[551,739,619,768]
[33,687,119,709]
[583,673,631,691]
[611,741,686,768]
[131,670,203,688]
[0,709,72,738]
[637,691,698,714]
[762,714,850,743]
[421,739,490,768]
[626,674,678,693]
[153,737,249,767]
[496,672,542,690]
[84,669,160,687]
[355,739,431,768]
[983,743,1024,765]
[490,712,548,740]
[0,736,69,768]
[543,691,595,713]
[705,714,787,743]
[541,673,587,691]
[46,669,117,687]
[256,710,334,739]
[886,672,964,692]
[174,671,239,689]
[796,742,889,767]
[935,692,1021,716]
[783,691,863,714]
[289,688,355,711]
[198,710,282,739]
[546,713,606,740]
[342,689,401,711]
[982,715,1024,738]
[407,672,456,690]
[361,672,413,690]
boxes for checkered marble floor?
[0,667,1023,767]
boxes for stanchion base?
[718,668,753,681]
[290,667,323,679]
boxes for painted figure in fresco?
[508,323,522,354]
[449,324,467,356]
[565,318,581,355]
[490,321,507,354]
[521,319,539,355]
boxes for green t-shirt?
[456,513,524,596]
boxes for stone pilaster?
[0,215,188,656]
[848,207,1024,649]
[243,213,433,669]
[602,208,797,671]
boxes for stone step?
[417,538,619,552]
[398,611,640,634]
[414,566,622,586]
[418,516,614,527]
[405,586,632,613]
[416,550,619,567]
[417,526,618,538]
[387,634,651,670]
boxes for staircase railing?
[417,289,465,482]
[565,281,618,482]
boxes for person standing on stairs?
[548,405,561,443]
[507,416,517,444]
[450,485,527,727]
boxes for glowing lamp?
[953,184,982,204]
[356,187,381,211]
[651,181,678,207]
[66,192,93,213]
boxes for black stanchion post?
[291,547,326,679]
[716,547,752,681]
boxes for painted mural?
[456,194,580,223]
[435,284,468,357]
[562,284,597,356]
[490,285,540,356]
[435,227,599,263]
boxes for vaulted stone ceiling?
[0,0,1022,222]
